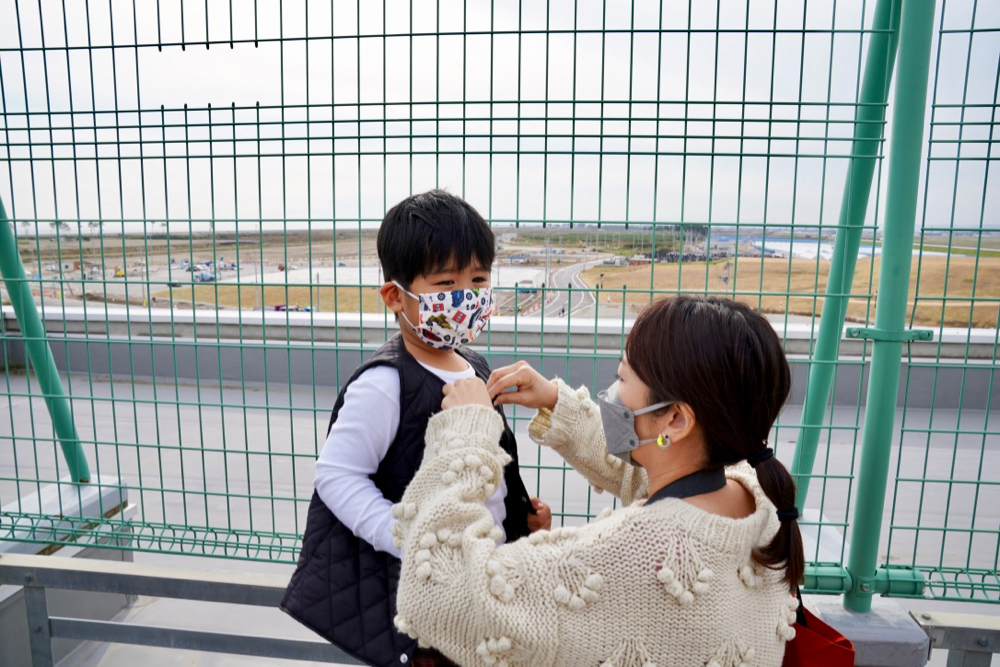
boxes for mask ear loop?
[636,401,673,450]
[392,281,423,335]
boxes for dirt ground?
[11,231,1000,328]
[580,255,1000,328]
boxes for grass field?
[911,244,1000,258]
[157,283,385,313]
[16,230,377,264]
[581,255,1000,328]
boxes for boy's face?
[379,257,492,351]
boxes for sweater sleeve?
[527,379,648,505]
[392,404,566,666]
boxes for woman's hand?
[486,361,559,411]
[441,377,494,410]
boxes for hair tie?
[777,507,800,522]
[747,446,774,468]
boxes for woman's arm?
[392,403,563,666]
[487,362,647,504]
[527,378,648,505]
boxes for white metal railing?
[0,553,361,666]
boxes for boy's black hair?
[377,189,495,288]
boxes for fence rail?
[0,552,362,665]
[2,0,998,609]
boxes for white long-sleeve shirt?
[313,361,508,558]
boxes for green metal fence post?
[0,196,90,483]
[843,0,937,613]
[791,0,901,507]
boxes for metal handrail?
[0,553,361,666]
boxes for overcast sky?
[1,0,997,236]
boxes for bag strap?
[794,585,807,628]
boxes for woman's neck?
[643,444,706,498]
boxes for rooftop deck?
[2,373,997,666]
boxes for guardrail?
[0,553,361,666]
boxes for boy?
[282,190,549,667]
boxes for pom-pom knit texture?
[394,380,795,666]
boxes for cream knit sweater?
[392,380,797,666]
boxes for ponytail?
[751,455,804,592]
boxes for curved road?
[495,258,606,317]
[531,259,604,318]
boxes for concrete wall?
[2,307,997,411]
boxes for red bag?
[781,590,855,666]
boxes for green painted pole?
[791,0,901,507]
[844,0,936,613]
[0,197,90,483]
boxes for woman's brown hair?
[625,295,803,590]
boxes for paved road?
[548,260,601,316]
[519,259,603,318]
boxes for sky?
[0,0,998,236]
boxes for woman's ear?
[658,402,697,443]
[380,282,405,314]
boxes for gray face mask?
[596,381,672,467]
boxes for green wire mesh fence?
[0,0,997,604]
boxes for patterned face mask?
[393,281,495,350]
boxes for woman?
[391,296,803,666]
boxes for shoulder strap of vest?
[325,335,409,436]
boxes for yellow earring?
[656,434,671,449]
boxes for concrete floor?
[1,373,997,666]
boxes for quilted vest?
[280,334,532,667]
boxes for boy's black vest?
[280,335,532,667]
